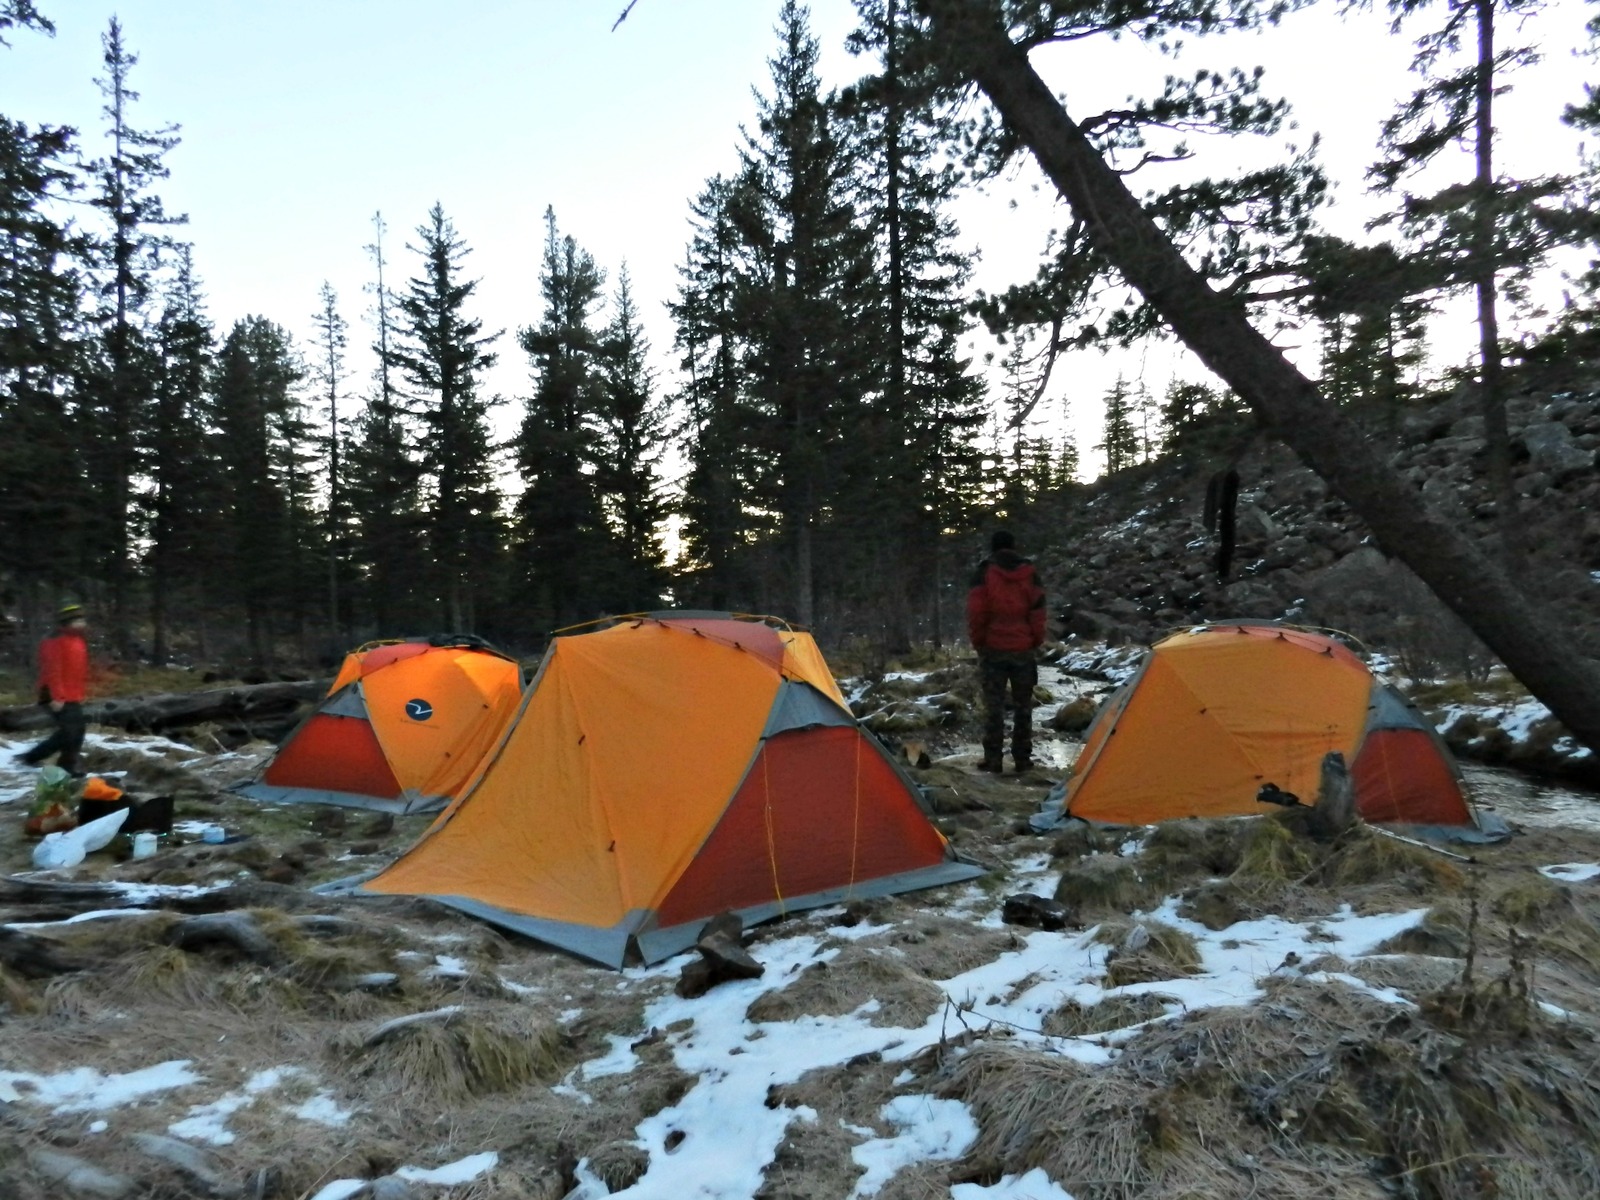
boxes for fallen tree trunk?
[0,679,326,735]
[920,0,1600,754]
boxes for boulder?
[1522,421,1594,481]
[1050,696,1099,734]
[1001,892,1073,931]
[677,912,764,998]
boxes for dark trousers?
[22,702,86,774]
[980,651,1037,765]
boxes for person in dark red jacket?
[19,604,91,774]
[968,531,1047,773]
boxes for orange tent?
[1064,623,1482,829]
[360,613,982,966]
[237,639,524,814]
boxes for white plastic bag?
[31,807,128,870]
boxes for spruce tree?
[737,0,876,627]
[212,317,303,667]
[311,282,350,637]
[515,207,608,627]
[671,176,757,611]
[847,0,986,648]
[146,247,218,663]
[83,17,184,655]
[346,211,422,634]
[387,204,501,632]
[594,265,669,610]
[1099,376,1139,475]
[0,108,88,627]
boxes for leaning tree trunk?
[918,0,1600,752]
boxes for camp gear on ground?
[356,612,984,967]
[24,766,77,837]
[32,806,127,870]
[78,791,175,834]
[1062,622,1487,833]
[131,831,158,859]
[234,638,524,814]
[81,776,123,803]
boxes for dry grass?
[1053,856,1159,916]
[339,1007,565,1101]
[939,972,1600,1200]
[858,912,1017,981]
[1042,991,1176,1038]
[1091,920,1203,988]
[744,949,943,1027]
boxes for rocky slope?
[1025,383,1600,779]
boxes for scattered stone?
[1523,420,1594,481]
[350,972,402,994]
[27,1148,134,1199]
[361,813,396,838]
[369,1177,420,1200]
[677,913,764,998]
[1049,696,1098,734]
[1001,893,1073,931]
[165,911,278,965]
[128,1133,240,1197]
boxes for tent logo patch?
[405,698,434,722]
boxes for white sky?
[2,0,1594,479]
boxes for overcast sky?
[2,0,1594,475]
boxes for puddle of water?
[1464,765,1600,834]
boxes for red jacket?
[37,629,90,704]
[967,551,1046,653]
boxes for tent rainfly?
[1064,622,1490,833]
[235,638,524,815]
[358,613,984,967]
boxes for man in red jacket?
[968,531,1047,773]
[19,604,91,774]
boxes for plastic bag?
[31,807,127,870]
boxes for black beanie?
[990,530,1015,552]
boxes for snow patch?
[1,1060,201,1113]
[850,1095,978,1197]
[953,1168,1078,1200]
[1541,863,1600,883]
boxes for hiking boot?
[1013,759,1034,775]
[977,755,1003,773]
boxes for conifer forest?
[2,0,1599,688]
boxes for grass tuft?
[342,1008,564,1100]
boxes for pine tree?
[594,265,669,611]
[1372,0,1584,527]
[345,211,422,634]
[1098,376,1139,475]
[0,2,53,44]
[515,206,608,627]
[83,16,184,654]
[311,281,350,637]
[146,247,218,663]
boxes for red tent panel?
[1353,728,1472,826]
[654,726,949,926]
[262,714,403,799]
